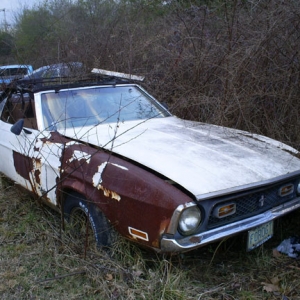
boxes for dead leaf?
[7,280,18,288]
[262,282,279,293]
[273,248,281,258]
[231,282,241,289]
[105,273,113,281]
[133,270,143,278]
[0,284,6,292]
[271,276,280,285]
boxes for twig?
[36,270,86,284]
[288,265,300,271]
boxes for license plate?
[247,221,274,251]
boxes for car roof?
[31,62,83,73]
[0,64,32,69]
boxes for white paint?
[68,150,91,164]
[92,162,121,201]
[61,116,300,197]
[91,68,144,81]
[92,162,108,188]
[111,163,128,170]
[34,135,63,204]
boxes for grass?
[1,177,300,299]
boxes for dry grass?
[1,176,300,300]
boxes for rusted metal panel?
[58,141,192,248]
[14,129,191,248]
[13,151,33,181]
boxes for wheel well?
[60,189,84,210]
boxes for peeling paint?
[99,184,121,201]
[28,158,43,196]
[13,151,33,181]
[91,162,121,200]
[66,141,78,147]
[33,158,42,184]
[92,162,108,187]
[68,150,91,164]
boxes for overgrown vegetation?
[1,0,300,147]
[1,176,300,299]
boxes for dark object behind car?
[0,64,33,88]
[21,62,84,80]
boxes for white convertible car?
[0,69,300,253]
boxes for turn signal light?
[214,203,236,218]
[279,184,294,197]
[128,227,149,241]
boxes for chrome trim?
[166,202,198,234]
[161,197,300,253]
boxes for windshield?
[41,85,170,130]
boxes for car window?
[0,68,29,76]
[43,68,59,78]
[41,85,169,130]
[0,93,38,129]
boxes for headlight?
[178,206,202,235]
[297,182,300,195]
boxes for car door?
[0,92,61,205]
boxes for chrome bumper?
[160,197,300,253]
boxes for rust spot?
[98,185,121,201]
[159,218,170,235]
[152,239,160,248]
[33,158,41,184]
[34,169,41,185]
[13,151,33,181]
[40,131,70,145]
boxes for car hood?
[61,116,300,198]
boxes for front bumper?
[160,197,300,253]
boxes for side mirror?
[11,119,24,135]
[11,119,32,135]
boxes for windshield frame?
[40,84,171,131]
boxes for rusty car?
[1,68,300,253]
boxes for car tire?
[63,192,114,248]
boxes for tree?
[14,7,55,66]
[0,31,14,57]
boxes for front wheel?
[63,192,114,248]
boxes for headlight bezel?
[296,181,300,195]
[178,205,202,236]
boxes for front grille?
[207,179,298,229]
